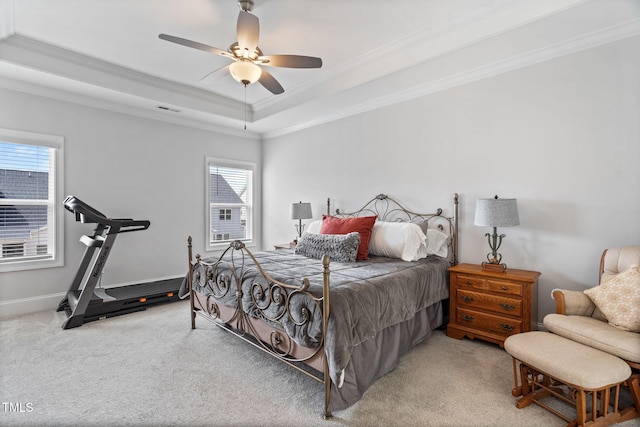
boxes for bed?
[180,193,459,418]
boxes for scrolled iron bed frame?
[186,193,459,419]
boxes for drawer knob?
[500,323,516,331]
[500,303,516,311]
[462,314,474,322]
[462,296,474,303]
[501,286,508,290]
[467,280,474,285]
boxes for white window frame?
[0,128,64,272]
[206,157,255,251]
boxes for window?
[0,129,64,272]
[206,158,254,249]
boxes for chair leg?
[516,363,534,409]
[619,373,640,422]
[575,389,587,426]
[511,358,523,397]
[600,387,610,418]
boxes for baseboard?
[0,275,184,319]
[0,292,66,319]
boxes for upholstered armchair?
[543,246,640,422]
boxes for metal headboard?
[326,193,459,265]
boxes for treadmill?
[57,196,180,329]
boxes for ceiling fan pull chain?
[244,83,247,130]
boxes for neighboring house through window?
[0,128,64,272]
[207,158,254,249]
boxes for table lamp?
[474,195,519,271]
[291,201,312,241]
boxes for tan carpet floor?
[1,300,638,427]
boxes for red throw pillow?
[319,215,377,260]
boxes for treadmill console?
[64,195,107,224]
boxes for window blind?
[208,161,253,245]
[0,141,55,263]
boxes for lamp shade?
[474,197,519,227]
[291,202,312,220]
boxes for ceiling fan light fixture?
[159,3,321,96]
[229,60,262,85]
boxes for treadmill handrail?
[64,196,150,232]
[117,219,150,233]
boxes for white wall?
[262,35,640,324]
[0,88,261,316]
[2,34,638,322]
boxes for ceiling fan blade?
[258,68,284,95]
[237,11,259,54]
[200,64,231,84]
[260,55,322,69]
[159,34,232,59]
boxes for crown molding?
[253,0,510,116]
[0,35,249,120]
[253,0,588,121]
[262,18,640,139]
[0,74,260,139]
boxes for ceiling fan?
[158,0,322,95]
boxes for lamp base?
[481,261,507,272]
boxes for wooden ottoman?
[504,331,631,427]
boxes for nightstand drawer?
[487,279,523,296]
[455,274,487,291]
[456,289,522,317]
[455,275,525,297]
[456,308,522,336]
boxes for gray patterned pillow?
[294,232,361,262]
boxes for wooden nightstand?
[447,263,540,348]
[273,242,296,250]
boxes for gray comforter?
[180,248,450,384]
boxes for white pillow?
[306,220,322,234]
[426,228,449,258]
[368,221,427,262]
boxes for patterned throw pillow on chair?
[584,265,640,332]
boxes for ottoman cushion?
[504,332,631,389]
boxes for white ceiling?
[1,0,639,137]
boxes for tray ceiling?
[1,0,638,137]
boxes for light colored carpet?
[1,300,638,427]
